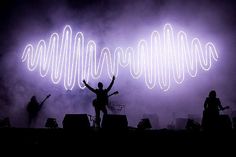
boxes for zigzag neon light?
[21,24,218,91]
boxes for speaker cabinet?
[63,114,90,129]
[101,114,128,129]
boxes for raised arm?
[83,80,96,93]
[107,76,115,92]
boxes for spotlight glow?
[21,24,218,91]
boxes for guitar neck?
[108,93,115,97]
[222,106,229,110]
[108,92,118,97]
[40,99,47,105]
[40,96,50,107]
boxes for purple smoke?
[0,0,236,128]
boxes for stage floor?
[0,128,235,146]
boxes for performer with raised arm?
[83,76,116,128]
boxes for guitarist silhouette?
[83,76,116,128]
[202,90,229,130]
[27,94,51,127]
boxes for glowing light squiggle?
[21,24,218,91]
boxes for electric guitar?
[221,106,230,110]
[203,105,230,117]
[27,94,51,114]
[39,94,51,109]
[92,91,119,108]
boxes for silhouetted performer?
[202,90,229,130]
[27,94,51,127]
[83,76,115,128]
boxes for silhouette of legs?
[101,106,107,115]
[95,106,107,128]
[202,110,220,130]
[28,113,38,128]
[95,107,101,127]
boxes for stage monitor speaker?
[137,118,152,130]
[45,118,58,128]
[63,114,90,129]
[185,119,201,131]
[0,117,11,128]
[101,114,128,129]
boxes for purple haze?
[0,0,236,128]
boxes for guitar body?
[92,91,118,109]
[92,99,107,109]
[27,103,40,115]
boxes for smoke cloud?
[0,0,236,128]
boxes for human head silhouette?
[209,90,216,98]
[31,96,36,101]
[98,82,103,89]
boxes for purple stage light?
[21,24,218,91]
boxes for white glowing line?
[21,24,218,91]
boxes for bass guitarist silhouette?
[202,90,229,130]
[83,76,116,128]
[27,94,51,127]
